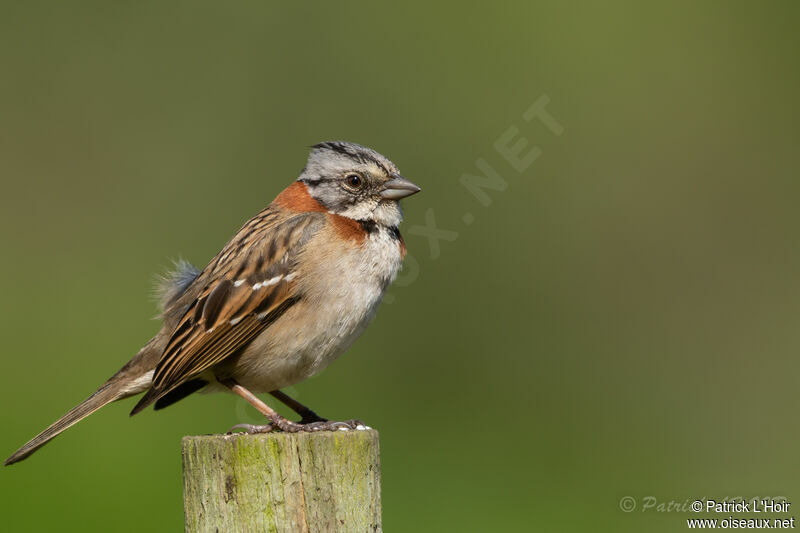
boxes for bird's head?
[297,141,420,227]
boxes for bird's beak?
[380,175,421,200]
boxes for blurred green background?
[2,1,799,531]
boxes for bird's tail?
[4,382,129,465]
[4,349,157,466]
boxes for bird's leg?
[222,379,366,434]
[223,380,299,433]
[269,389,327,424]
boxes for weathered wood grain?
[182,430,381,532]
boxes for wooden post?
[181,430,381,532]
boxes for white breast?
[230,225,404,392]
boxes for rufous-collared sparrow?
[5,141,420,465]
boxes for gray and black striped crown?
[301,141,399,182]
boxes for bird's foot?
[227,413,368,434]
[227,423,275,434]
[230,417,368,434]
[284,419,369,433]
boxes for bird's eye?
[344,173,363,189]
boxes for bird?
[5,141,420,466]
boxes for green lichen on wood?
[182,430,381,533]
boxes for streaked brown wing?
[155,274,297,388]
[131,209,322,414]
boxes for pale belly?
[217,226,404,392]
